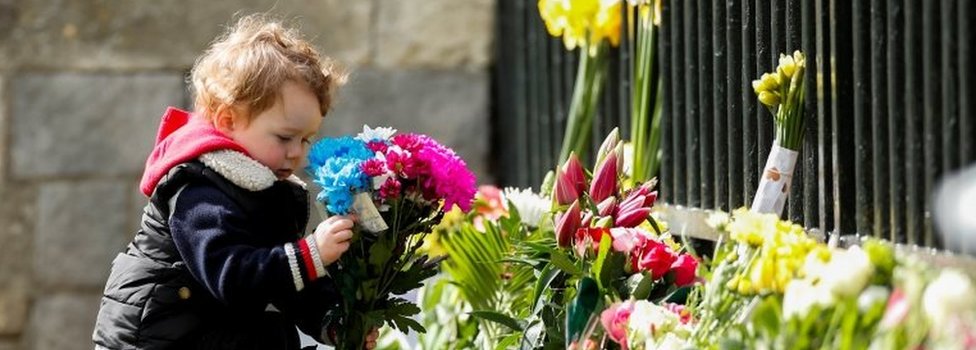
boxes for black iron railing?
[492,0,976,253]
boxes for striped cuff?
[284,243,305,292]
[304,235,328,278]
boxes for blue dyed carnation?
[312,158,370,215]
[306,136,374,173]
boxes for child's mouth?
[275,169,292,178]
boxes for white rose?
[628,301,677,341]
[783,279,834,319]
[923,269,976,330]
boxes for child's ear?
[213,106,239,134]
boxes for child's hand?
[313,215,355,266]
[364,327,379,349]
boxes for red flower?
[554,200,581,247]
[378,177,401,199]
[633,239,677,279]
[574,227,610,257]
[670,254,699,287]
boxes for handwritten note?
[352,192,389,233]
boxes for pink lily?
[553,168,580,206]
[562,152,588,194]
[597,197,618,217]
[554,200,581,247]
[614,207,651,228]
[589,150,619,203]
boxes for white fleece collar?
[198,150,306,191]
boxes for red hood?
[139,107,248,196]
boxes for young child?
[93,15,375,350]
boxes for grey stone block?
[0,74,6,188]
[0,340,23,350]
[34,181,129,288]
[11,73,185,178]
[0,0,371,70]
[0,284,28,336]
[0,185,36,286]
[321,68,492,184]
[26,294,100,350]
[376,0,495,70]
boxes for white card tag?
[751,145,799,215]
[352,192,389,233]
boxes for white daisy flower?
[356,124,398,142]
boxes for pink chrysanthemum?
[406,134,476,212]
[360,158,388,177]
[366,140,389,154]
[379,177,402,199]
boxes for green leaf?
[626,272,655,300]
[566,277,600,343]
[368,234,394,269]
[470,310,525,332]
[592,232,612,291]
[550,250,583,276]
[532,265,560,314]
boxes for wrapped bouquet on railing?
[750,50,807,215]
[306,126,476,349]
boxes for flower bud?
[554,169,580,206]
[554,200,581,247]
[758,91,780,107]
[597,197,618,217]
[594,128,620,171]
[589,150,619,202]
[615,207,651,228]
[778,54,796,78]
[760,72,780,91]
[562,152,589,194]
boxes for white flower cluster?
[501,187,550,227]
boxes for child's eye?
[301,138,312,146]
[276,135,293,142]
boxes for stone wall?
[0,0,495,348]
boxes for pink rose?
[670,254,699,287]
[600,301,633,350]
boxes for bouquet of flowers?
[750,50,807,214]
[306,125,476,349]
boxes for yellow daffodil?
[538,0,622,51]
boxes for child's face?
[223,81,322,180]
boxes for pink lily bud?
[553,169,580,206]
[618,194,647,215]
[644,190,658,207]
[594,128,620,171]
[615,207,651,228]
[562,152,588,194]
[589,150,619,202]
[554,200,581,247]
[597,197,618,217]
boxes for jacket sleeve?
[169,183,303,308]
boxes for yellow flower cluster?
[724,208,818,295]
[751,50,806,109]
[538,0,622,52]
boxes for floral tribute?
[306,125,476,349]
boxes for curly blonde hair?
[190,14,346,120]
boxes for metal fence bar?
[727,0,745,210]
[887,0,906,244]
[922,0,942,249]
[742,0,759,207]
[713,0,730,212]
[904,0,924,246]
[670,1,687,204]
[852,0,873,236]
[660,1,674,203]
[684,0,701,208]
[830,0,857,235]
[699,0,715,210]
[870,0,890,240]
